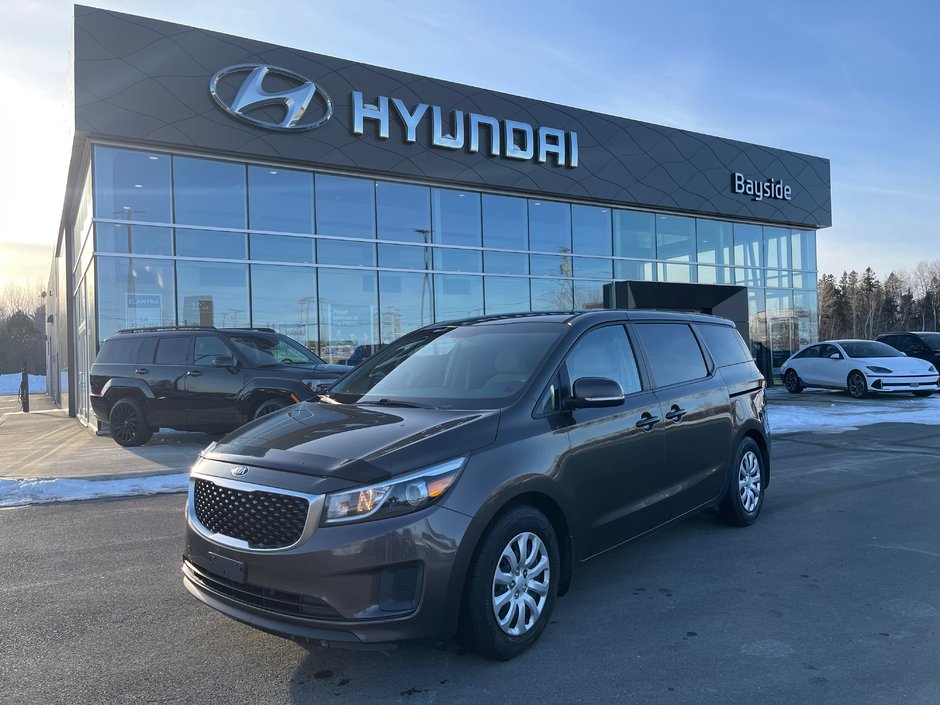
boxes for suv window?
[919,333,940,351]
[878,335,898,349]
[897,335,917,353]
[565,325,642,396]
[225,333,324,366]
[696,324,752,367]
[634,323,708,387]
[97,337,152,364]
[154,336,191,365]
[194,336,232,365]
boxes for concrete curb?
[0,467,189,484]
[0,471,191,508]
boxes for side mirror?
[566,377,625,409]
[829,353,842,360]
[210,355,236,368]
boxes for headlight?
[323,457,465,525]
[866,366,892,374]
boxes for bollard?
[19,367,29,413]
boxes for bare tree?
[0,280,43,320]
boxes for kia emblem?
[231,466,249,477]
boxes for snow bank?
[768,394,940,434]
[0,373,46,395]
[0,473,188,508]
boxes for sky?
[1,0,938,292]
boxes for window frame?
[533,322,648,418]
[193,334,238,366]
[629,321,713,390]
[153,335,193,366]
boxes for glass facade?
[86,145,818,374]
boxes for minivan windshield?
[328,322,564,410]
[841,341,905,358]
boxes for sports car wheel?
[783,369,804,394]
[847,371,868,399]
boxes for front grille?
[184,559,341,620]
[192,478,309,549]
[881,380,939,388]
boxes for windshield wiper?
[359,398,430,409]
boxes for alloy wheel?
[784,370,800,392]
[491,532,551,636]
[848,372,866,399]
[738,450,761,513]
[111,404,138,443]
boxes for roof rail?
[219,327,278,333]
[117,325,219,334]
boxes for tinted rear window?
[154,337,191,364]
[634,323,708,387]
[696,324,753,367]
[96,337,154,364]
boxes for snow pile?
[0,473,188,508]
[0,373,46,395]
[768,395,940,434]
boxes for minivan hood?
[205,401,500,483]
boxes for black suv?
[90,327,352,446]
[182,311,769,660]
[877,332,940,367]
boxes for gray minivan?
[183,311,769,660]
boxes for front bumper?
[865,374,939,393]
[183,473,473,646]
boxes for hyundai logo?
[231,466,250,477]
[209,64,334,131]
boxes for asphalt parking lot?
[2,397,939,704]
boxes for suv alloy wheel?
[109,397,154,447]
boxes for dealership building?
[47,6,831,424]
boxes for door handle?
[187,370,202,377]
[665,405,688,422]
[635,413,661,431]
[134,368,149,375]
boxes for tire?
[458,506,560,661]
[912,390,933,398]
[847,371,868,399]
[108,398,153,447]
[783,369,804,393]
[718,437,764,527]
[252,397,290,420]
